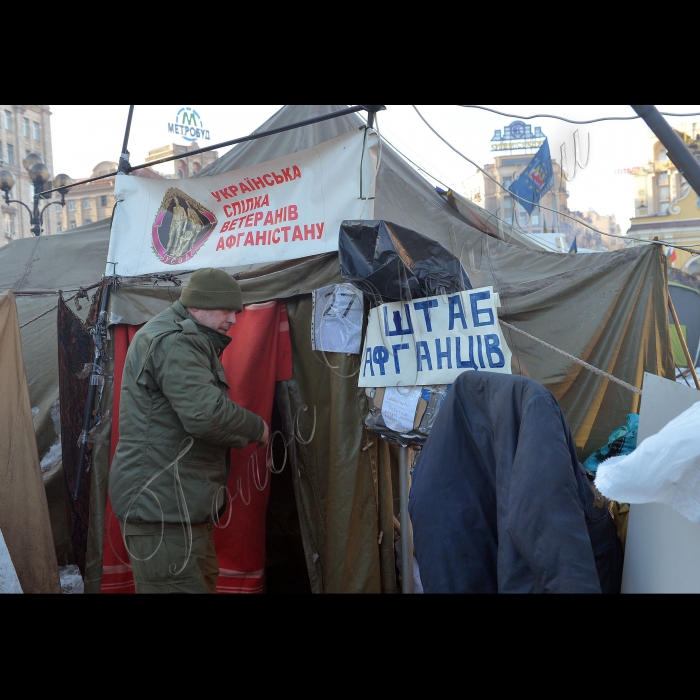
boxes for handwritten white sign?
[382,386,422,433]
[358,287,512,388]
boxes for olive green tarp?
[0,290,60,593]
[0,105,674,593]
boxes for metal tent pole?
[398,445,414,594]
[72,283,111,500]
[631,105,700,199]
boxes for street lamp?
[0,153,72,236]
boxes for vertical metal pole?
[118,105,135,174]
[398,445,414,594]
[72,283,111,501]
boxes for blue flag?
[569,236,578,254]
[508,139,553,214]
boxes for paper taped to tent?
[0,105,675,594]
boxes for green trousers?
[123,522,219,594]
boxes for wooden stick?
[668,293,700,389]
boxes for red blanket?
[101,301,292,594]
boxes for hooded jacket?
[108,301,264,525]
[409,371,623,594]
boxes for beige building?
[463,121,623,251]
[59,144,216,231]
[145,141,218,179]
[627,125,700,271]
[0,105,58,246]
[60,161,119,231]
[1,105,218,242]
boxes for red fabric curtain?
[100,302,292,594]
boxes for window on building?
[518,209,528,226]
[101,195,108,207]
[5,110,13,131]
[532,212,540,226]
[658,149,669,163]
[29,183,35,201]
[4,212,15,237]
[23,117,30,137]
[0,142,3,161]
[658,172,670,213]
[57,222,62,233]
[33,122,40,141]
[83,198,91,209]
[68,200,76,211]
[7,144,14,165]
[84,219,92,225]
[55,203,61,212]
[177,168,184,179]
[503,197,513,221]
[70,221,76,229]
[503,179,512,189]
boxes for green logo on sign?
[168,107,210,142]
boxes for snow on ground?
[59,565,84,594]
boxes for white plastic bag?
[595,401,700,523]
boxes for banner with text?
[358,287,512,387]
[106,129,377,277]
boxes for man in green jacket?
[108,268,268,594]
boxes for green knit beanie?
[180,268,243,312]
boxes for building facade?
[145,141,218,179]
[60,161,118,231]
[627,125,700,272]
[0,105,58,246]
[463,121,623,252]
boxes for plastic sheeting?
[596,401,700,523]
[338,220,472,302]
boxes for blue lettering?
[485,334,506,368]
[373,346,390,375]
[363,347,375,377]
[477,335,485,368]
[470,290,494,327]
[448,295,468,330]
[168,123,174,133]
[391,343,409,374]
[383,304,414,336]
[416,341,433,371]
[413,299,438,332]
[455,336,478,370]
[435,338,452,370]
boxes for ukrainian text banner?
[106,129,377,277]
[358,287,512,388]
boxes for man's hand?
[259,421,270,447]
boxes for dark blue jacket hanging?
[409,371,622,594]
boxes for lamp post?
[0,153,72,236]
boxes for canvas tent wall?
[0,290,61,593]
[0,105,674,593]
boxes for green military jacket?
[108,301,264,525]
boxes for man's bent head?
[180,268,243,315]
[187,307,237,334]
